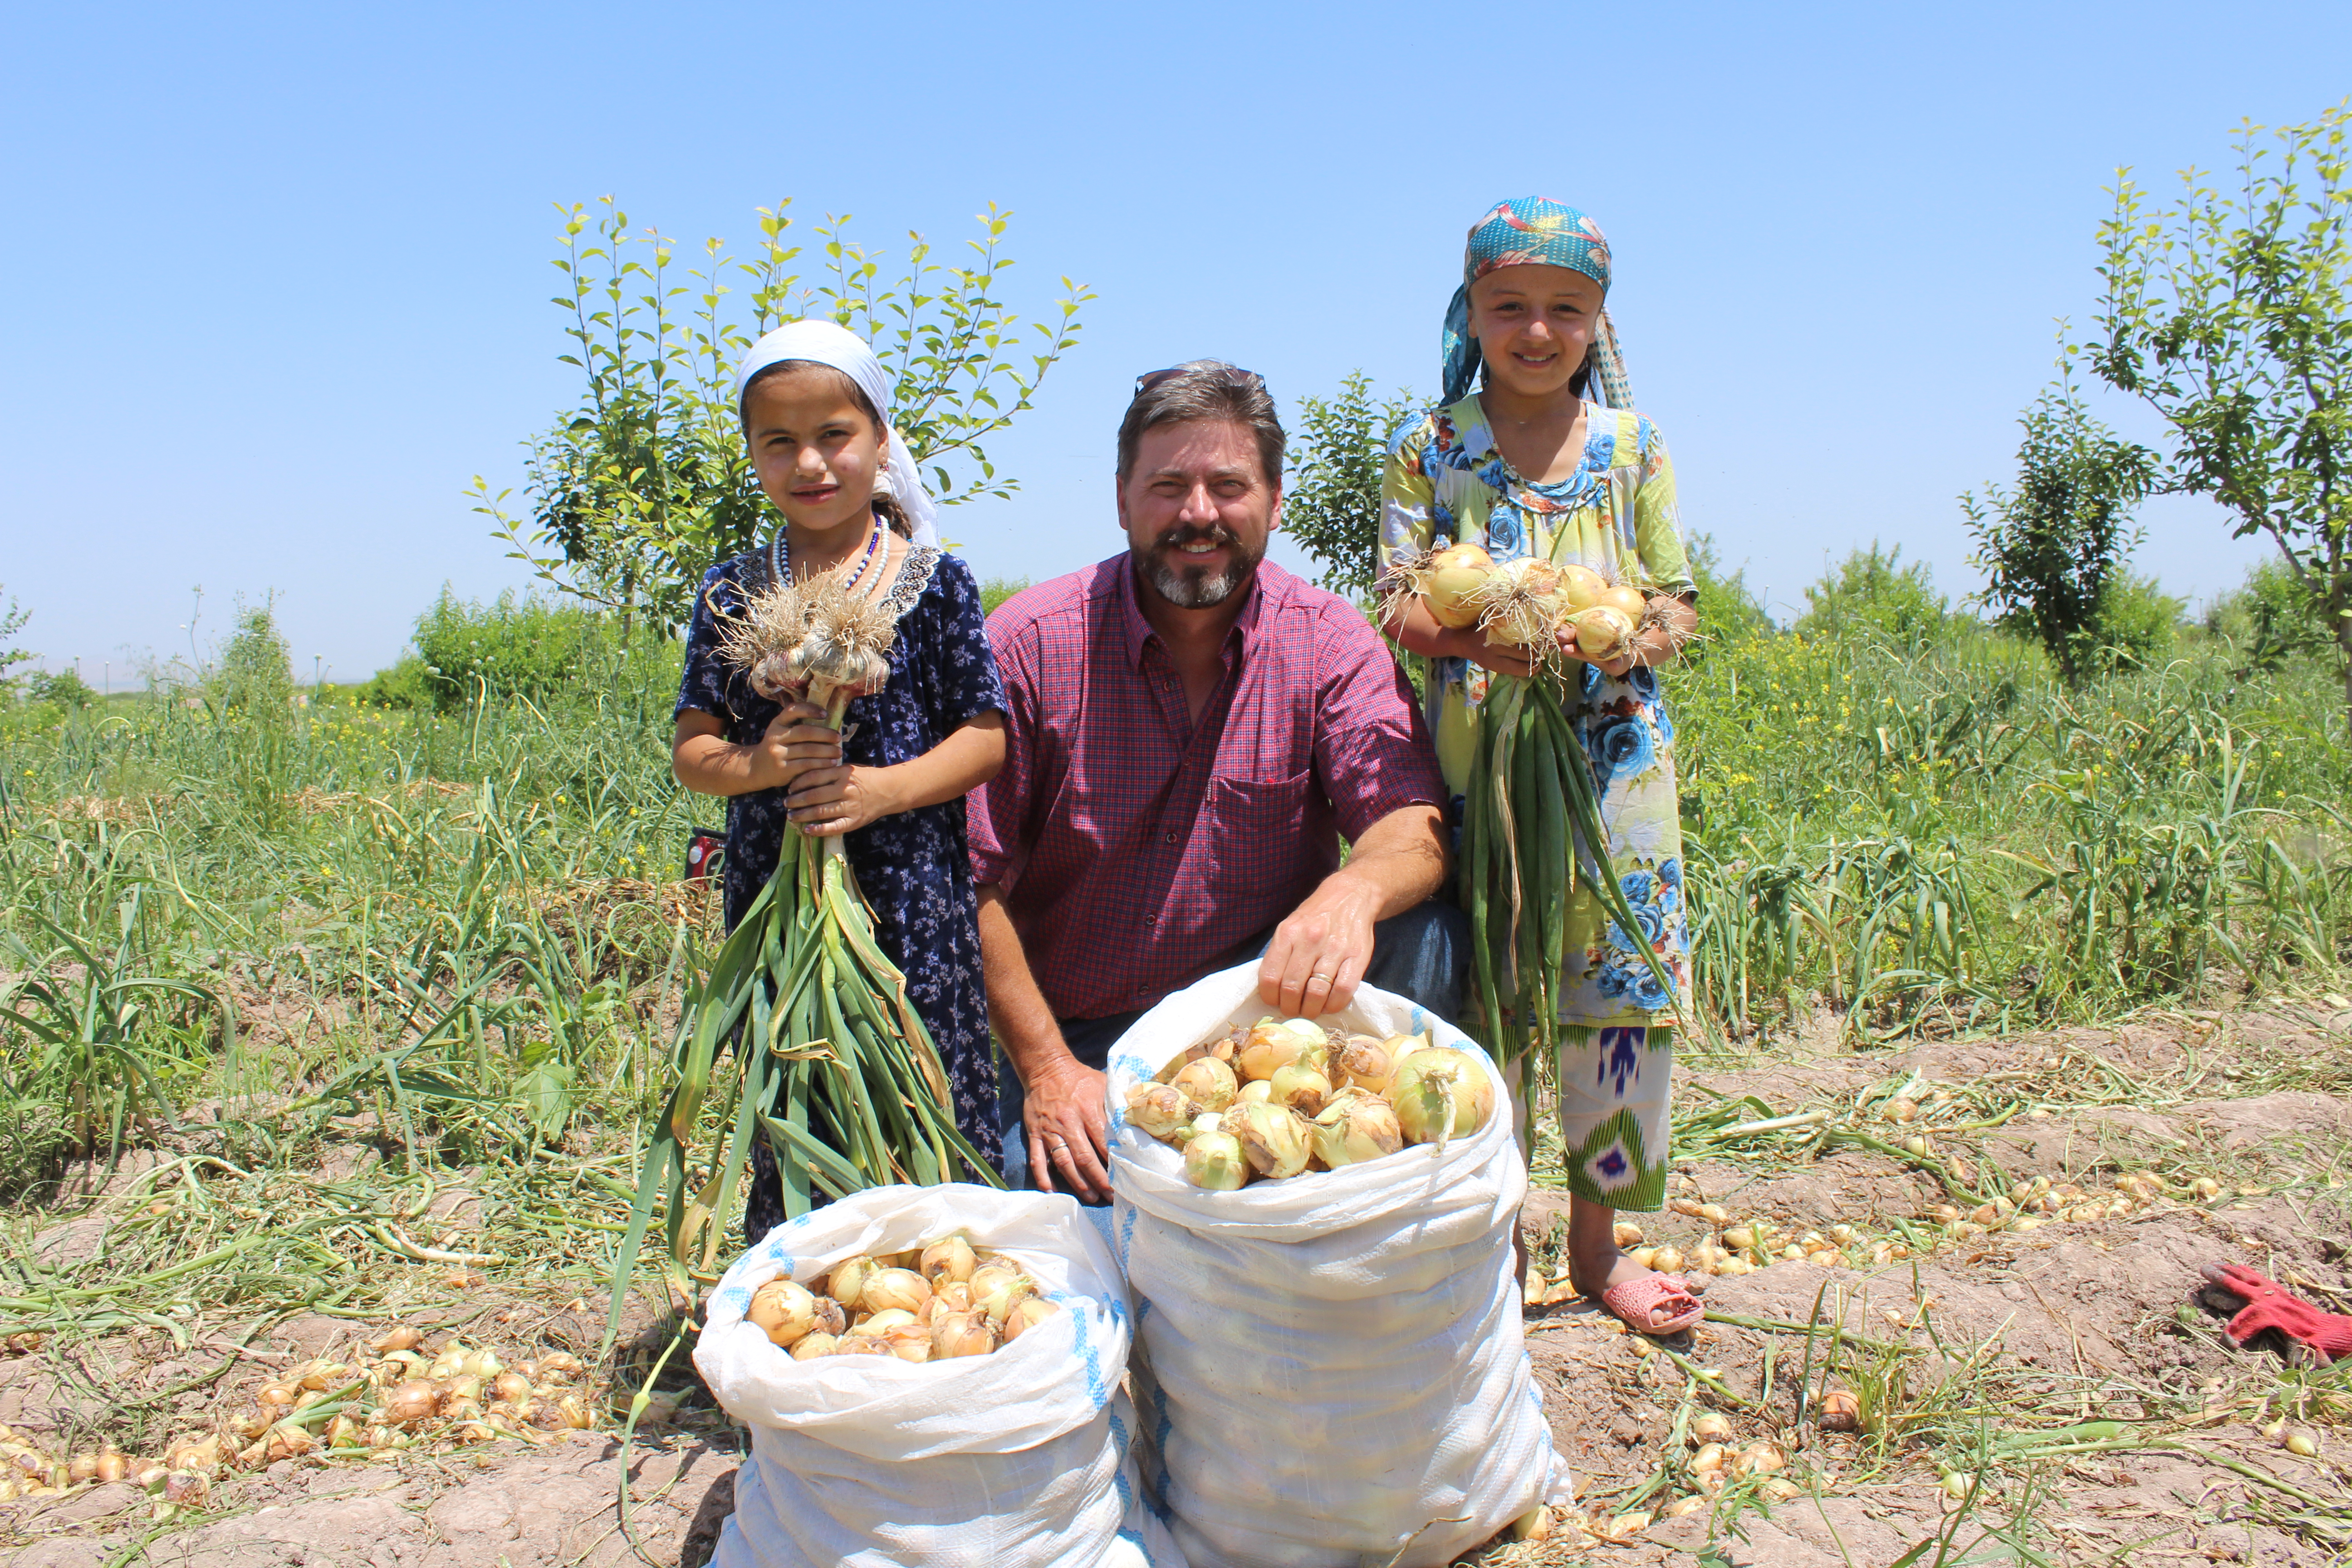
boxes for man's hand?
[1023,1057,1112,1203]
[1258,872,1382,1018]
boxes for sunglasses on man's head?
[1132,365,1263,398]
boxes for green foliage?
[212,602,294,724]
[2089,102,2352,714]
[2206,559,2338,667]
[2093,571,2186,671]
[978,577,1030,617]
[474,197,1093,635]
[376,587,675,715]
[26,669,96,710]
[0,583,30,694]
[1962,376,2161,684]
[1793,543,1954,647]
[1686,531,1774,643]
[1284,371,1417,596]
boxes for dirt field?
[3,999,2347,1567]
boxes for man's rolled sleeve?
[1313,606,1448,843]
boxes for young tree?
[1962,375,2160,684]
[1284,371,1417,598]
[2087,103,2352,719]
[474,198,1093,635]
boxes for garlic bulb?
[1171,1056,1239,1112]
[1126,1082,1198,1140]
[1266,1061,1332,1116]
[1184,1130,1251,1189]
[1230,1100,1313,1179]
[1310,1090,1404,1168]
[1389,1047,1496,1149]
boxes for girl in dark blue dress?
[671,319,1007,1244]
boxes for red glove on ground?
[2200,1263,2352,1359]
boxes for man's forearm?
[1328,803,1448,920]
[975,884,1074,1086]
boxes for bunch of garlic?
[749,1232,1063,1367]
[1128,1017,1497,1190]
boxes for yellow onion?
[979,1276,1036,1329]
[1229,1100,1313,1179]
[860,1268,932,1317]
[791,1332,839,1362]
[1310,1090,1404,1168]
[162,1470,209,1507]
[1390,1047,1496,1150]
[1613,1220,1645,1246]
[538,1352,583,1380]
[931,1311,997,1359]
[1236,1080,1274,1106]
[1736,1441,1786,1476]
[749,1279,820,1348]
[1557,563,1606,611]
[1691,1412,1735,1445]
[1332,1035,1398,1097]
[94,1448,128,1484]
[1690,1441,1728,1475]
[851,1308,918,1335]
[828,1336,893,1357]
[1595,583,1647,620]
[492,1372,534,1406]
[1001,1297,1061,1343]
[932,1281,975,1316]
[1267,1061,1333,1115]
[68,1451,100,1485]
[369,1325,422,1355]
[1421,542,1495,629]
[1569,605,1636,664]
[1471,556,1573,648]
[1650,1245,1685,1274]
[1171,1056,1238,1112]
[163,1434,222,1473]
[811,1297,847,1336]
[459,1348,504,1380]
[969,1263,1022,1300]
[879,1323,933,1363]
[384,1379,440,1426]
[1882,1096,1920,1123]
[1238,1019,1326,1083]
[920,1232,978,1285]
[828,1255,877,1310]
[1156,1029,1240,1082]
[1819,1388,1861,1432]
[256,1382,297,1413]
[1126,1082,1198,1140]
[1184,1130,1251,1189]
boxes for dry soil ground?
[2,1000,2347,1567]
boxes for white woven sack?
[696,1183,1186,1568]
[1107,965,1563,1568]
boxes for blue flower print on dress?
[1582,710,1656,794]
[1485,501,1525,558]
[1595,949,1676,1012]
[1431,500,1458,549]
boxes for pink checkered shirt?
[970,555,1446,1022]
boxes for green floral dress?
[1380,394,1695,1209]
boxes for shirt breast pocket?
[1206,769,1315,845]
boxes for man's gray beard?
[1141,534,1264,608]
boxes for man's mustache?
[1154,525,1238,554]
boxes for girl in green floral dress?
[1379,197,1703,1336]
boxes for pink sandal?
[1599,1273,1705,1337]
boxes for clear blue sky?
[5,1,2348,685]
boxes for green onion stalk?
[1460,671,1704,1119]
[604,573,999,1349]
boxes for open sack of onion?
[742,1230,1062,1366]
[1124,1016,1498,1189]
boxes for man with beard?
[971,361,1457,1200]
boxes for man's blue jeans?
[995,898,1470,1197]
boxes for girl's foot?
[1570,1244,1703,1337]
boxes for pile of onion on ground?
[0,1332,592,1517]
[744,1231,1061,1365]
[1124,1018,1497,1190]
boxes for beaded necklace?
[771,511,885,592]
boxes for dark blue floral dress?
[675,543,1007,1242]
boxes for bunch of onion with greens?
[1386,542,1705,1092]
[606,568,999,1349]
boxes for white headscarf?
[732,318,941,547]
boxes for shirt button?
[1165,830,1178,844]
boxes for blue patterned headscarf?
[1441,197,1635,410]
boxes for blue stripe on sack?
[1116,1527,1144,1557]
[1074,1296,1107,1406]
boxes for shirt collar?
[1114,554,1274,670]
